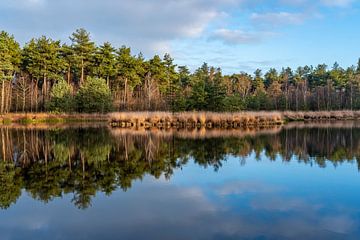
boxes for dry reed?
[109,111,284,129]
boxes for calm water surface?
[0,123,360,240]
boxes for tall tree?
[187,63,209,110]
[70,28,95,85]
[92,42,116,87]
[115,46,143,110]
[22,36,64,109]
[253,69,265,94]
[163,53,178,109]
[60,43,75,85]
[0,31,20,113]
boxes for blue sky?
[0,0,359,73]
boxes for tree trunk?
[22,86,26,112]
[30,81,33,113]
[67,65,71,85]
[81,58,84,85]
[35,80,38,112]
[43,72,47,109]
[1,80,5,114]
[6,81,12,113]
[123,78,128,110]
[350,82,353,110]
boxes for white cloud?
[209,28,275,45]
[0,0,232,55]
[0,0,357,60]
[280,0,355,7]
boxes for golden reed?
[109,111,360,129]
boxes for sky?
[0,0,359,74]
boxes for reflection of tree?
[1,125,360,209]
[0,163,22,209]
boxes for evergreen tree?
[61,43,75,84]
[0,31,20,113]
[70,28,95,85]
[22,36,64,107]
[46,78,74,112]
[172,66,190,111]
[163,53,178,109]
[264,68,279,88]
[206,67,226,111]
[93,42,116,87]
[187,64,209,110]
[253,69,265,94]
[115,46,143,110]
[75,76,112,113]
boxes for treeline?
[2,28,360,113]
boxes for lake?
[0,122,360,240]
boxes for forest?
[2,28,360,113]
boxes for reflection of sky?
[1,153,360,240]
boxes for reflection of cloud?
[214,181,280,196]
[251,196,322,212]
[0,177,358,240]
[320,215,356,234]
[0,214,49,231]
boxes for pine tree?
[70,28,95,85]
[0,31,20,113]
[46,78,74,112]
[22,36,64,108]
[93,42,116,87]
[253,69,265,94]
[206,67,226,111]
[163,53,178,110]
[116,46,143,110]
[75,77,112,113]
[60,43,75,84]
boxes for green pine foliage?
[0,31,20,114]
[75,77,112,113]
[46,78,74,112]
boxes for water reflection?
[0,123,360,239]
[0,123,359,210]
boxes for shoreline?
[0,113,109,124]
[2,111,360,128]
[108,111,360,129]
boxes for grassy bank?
[2,111,360,127]
[109,111,284,129]
[109,111,360,129]
[283,111,360,121]
[0,113,109,125]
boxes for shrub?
[75,77,112,113]
[46,78,74,112]
[223,95,246,112]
